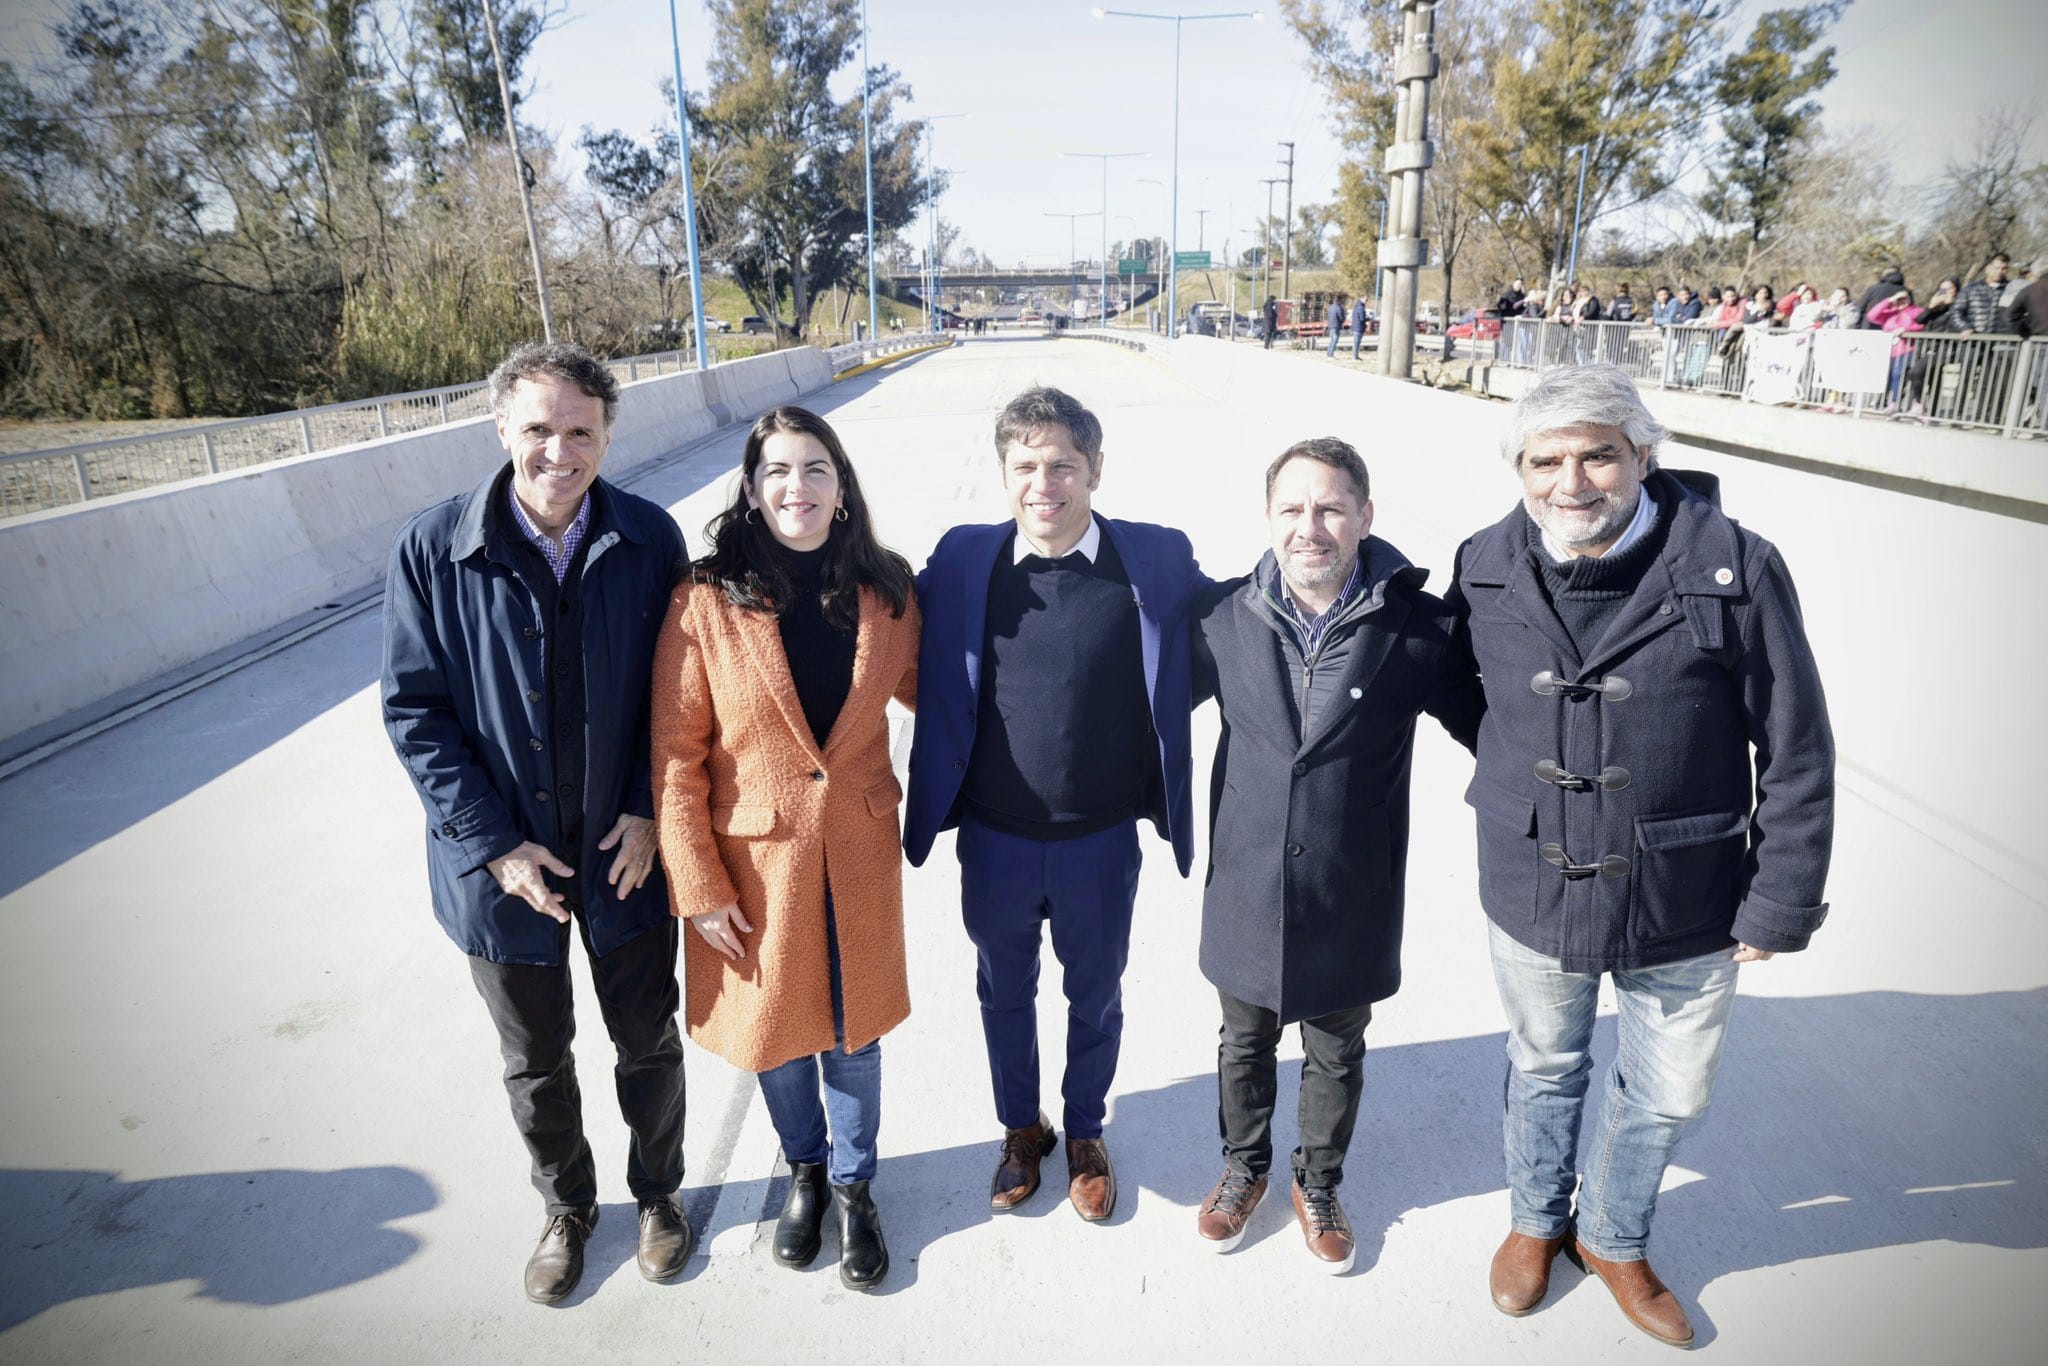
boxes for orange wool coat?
[651,580,919,1073]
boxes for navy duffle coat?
[1448,469,1835,973]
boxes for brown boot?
[1065,1137,1117,1222]
[1489,1230,1569,1315]
[989,1112,1057,1211]
[1566,1237,1695,1347]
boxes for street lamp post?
[1093,8,1262,339]
[664,0,711,369]
[860,0,878,343]
[1044,211,1102,323]
[918,114,966,333]
[1260,176,1283,302]
[1063,150,1145,332]
[1565,143,1591,289]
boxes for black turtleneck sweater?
[773,543,858,748]
[1529,481,1672,656]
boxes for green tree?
[684,0,926,338]
[1698,2,1845,254]
[1464,0,1725,285]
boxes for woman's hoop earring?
[834,505,849,522]
[745,507,759,525]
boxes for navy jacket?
[1192,539,1481,1022]
[904,517,1204,875]
[382,466,688,965]
[1448,470,1834,973]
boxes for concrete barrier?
[0,349,831,756]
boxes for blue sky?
[2,0,2042,265]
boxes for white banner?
[1743,330,1812,406]
[1809,329,1891,394]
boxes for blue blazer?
[904,516,1204,875]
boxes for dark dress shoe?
[773,1161,829,1268]
[1490,1229,1569,1315]
[523,1204,598,1304]
[1065,1137,1116,1222]
[832,1180,889,1292]
[1566,1237,1695,1347]
[636,1193,694,1282]
[989,1112,1057,1210]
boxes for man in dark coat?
[1451,364,1833,1347]
[381,341,693,1302]
[1186,438,1480,1274]
[904,386,1205,1225]
[1263,295,1280,349]
[1856,266,1906,328]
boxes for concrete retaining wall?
[0,348,834,753]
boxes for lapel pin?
[1349,686,1363,699]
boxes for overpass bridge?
[1,336,2041,1363]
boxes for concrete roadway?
[1,337,2042,1364]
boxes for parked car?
[1446,308,1504,341]
[703,317,732,333]
[740,316,773,335]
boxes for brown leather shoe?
[523,1204,597,1304]
[1290,1182,1355,1274]
[1065,1137,1117,1221]
[1566,1237,1695,1347]
[1489,1229,1569,1315]
[1196,1168,1268,1251]
[635,1193,695,1282]
[989,1112,1057,1210]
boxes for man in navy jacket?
[904,386,1203,1223]
[1188,438,1481,1274]
[1452,364,1833,1347]
[382,342,691,1302]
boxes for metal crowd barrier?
[1493,318,2047,439]
[0,336,915,520]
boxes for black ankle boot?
[774,1161,829,1267]
[832,1180,889,1291]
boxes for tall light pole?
[1093,8,1263,339]
[1064,150,1145,331]
[664,0,710,369]
[1045,211,1102,322]
[481,0,554,341]
[1114,213,1141,318]
[917,113,966,332]
[1565,143,1591,289]
[1277,139,1295,300]
[860,0,878,342]
[1260,176,1283,301]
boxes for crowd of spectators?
[1491,252,2048,422]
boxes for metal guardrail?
[1493,318,2048,439]
[0,341,783,520]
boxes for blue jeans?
[1326,327,1341,356]
[755,896,882,1184]
[1487,921,1740,1261]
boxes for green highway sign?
[1173,251,1213,269]
[1117,258,1149,275]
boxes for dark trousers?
[958,813,1141,1139]
[1217,988,1372,1190]
[468,916,686,1214]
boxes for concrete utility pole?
[480,0,554,341]
[1194,207,1210,252]
[1260,177,1283,301]
[1377,0,1437,380]
[1278,140,1295,301]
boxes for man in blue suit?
[905,386,1203,1223]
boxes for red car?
[1446,309,1504,341]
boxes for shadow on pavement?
[0,1165,439,1331]
[840,987,2048,1313]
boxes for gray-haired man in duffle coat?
[1186,437,1482,1275]
[1451,363,1834,1347]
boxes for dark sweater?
[772,543,857,749]
[962,530,1152,839]
[1529,484,1672,656]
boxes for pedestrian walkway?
[1,337,2041,1364]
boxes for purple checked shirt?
[507,484,591,583]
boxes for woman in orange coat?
[651,406,918,1291]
